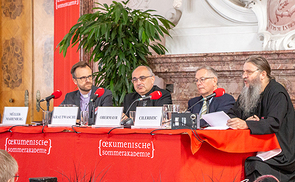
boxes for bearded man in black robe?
[227,56,295,182]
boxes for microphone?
[203,88,225,101]
[122,91,163,125]
[90,88,105,102]
[40,90,62,102]
[185,88,225,112]
[136,91,162,101]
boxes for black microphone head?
[121,118,133,128]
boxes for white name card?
[50,107,78,126]
[133,107,163,128]
[1,107,28,125]
[94,107,123,127]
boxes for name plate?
[50,107,78,126]
[1,107,28,125]
[94,107,123,127]
[133,107,162,128]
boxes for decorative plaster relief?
[1,38,24,89]
[206,0,257,23]
[127,0,182,25]
[1,0,23,19]
[246,0,295,50]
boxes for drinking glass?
[162,104,179,128]
[129,111,136,125]
[80,111,89,126]
[42,111,52,126]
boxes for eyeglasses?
[242,69,260,76]
[194,77,214,83]
[13,175,19,181]
[75,75,92,82]
[132,75,153,83]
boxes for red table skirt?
[0,126,280,181]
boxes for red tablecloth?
[0,126,280,181]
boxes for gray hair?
[0,149,18,182]
[133,66,155,76]
[196,66,218,79]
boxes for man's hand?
[121,113,128,121]
[227,118,248,129]
[246,115,260,121]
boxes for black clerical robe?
[227,79,295,181]
[123,85,172,116]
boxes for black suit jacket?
[188,93,235,127]
[60,86,113,125]
[123,85,172,116]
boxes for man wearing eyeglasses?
[60,62,113,124]
[188,66,235,127]
[123,66,172,116]
[0,149,18,182]
[227,56,295,181]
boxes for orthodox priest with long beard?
[227,56,295,182]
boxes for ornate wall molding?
[127,0,182,25]
[246,0,295,50]
[1,38,24,89]
[206,0,257,23]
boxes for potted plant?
[57,0,174,106]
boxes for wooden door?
[0,0,54,124]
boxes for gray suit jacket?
[60,86,113,125]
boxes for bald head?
[132,66,155,95]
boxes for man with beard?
[61,62,113,125]
[227,56,295,181]
[123,66,172,116]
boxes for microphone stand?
[46,101,50,111]
[184,93,216,113]
[91,101,95,125]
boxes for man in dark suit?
[188,66,235,127]
[123,66,172,116]
[60,62,113,125]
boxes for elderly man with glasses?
[123,66,172,116]
[60,61,113,125]
[187,66,235,128]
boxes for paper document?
[202,111,230,130]
[256,148,282,161]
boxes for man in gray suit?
[60,62,113,125]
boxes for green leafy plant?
[57,0,174,106]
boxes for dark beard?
[79,87,92,93]
[239,77,262,117]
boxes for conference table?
[0,125,280,182]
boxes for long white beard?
[239,77,262,117]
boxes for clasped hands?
[227,115,260,129]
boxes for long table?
[0,126,280,181]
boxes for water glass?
[80,111,89,126]
[129,111,136,125]
[162,104,180,128]
[42,111,52,126]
